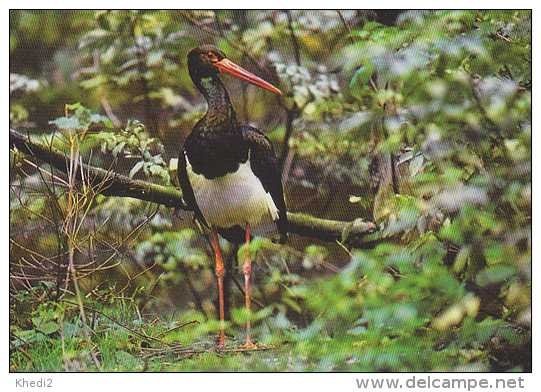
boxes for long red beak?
[215,58,281,95]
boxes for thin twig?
[64,124,101,370]
[131,15,158,137]
[337,10,355,45]
[11,345,39,371]
[118,260,158,295]
[286,11,301,66]
[177,261,206,317]
[279,106,297,171]
[213,11,272,80]
[100,97,121,127]
[161,320,200,335]
[180,10,220,36]
[337,10,378,92]
[91,48,122,127]
[60,299,167,345]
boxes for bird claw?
[242,340,258,350]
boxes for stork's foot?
[242,338,258,350]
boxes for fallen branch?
[10,129,379,248]
[10,129,186,209]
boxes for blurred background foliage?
[10,10,530,372]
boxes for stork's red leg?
[212,229,226,348]
[243,224,257,348]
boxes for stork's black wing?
[241,125,288,244]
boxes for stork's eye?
[207,52,219,62]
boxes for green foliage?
[325,10,530,371]
[50,102,113,131]
[92,120,169,182]
[10,10,530,372]
[76,10,199,135]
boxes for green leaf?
[96,11,111,31]
[476,265,516,287]
[409,154,424,177]
[129,161,145,179]
[349,64,375,100]
[61,322,81,339]
[79,29,115,52]
[12,329,47,347]
[65,102,82,111]
[112,141,126,157]
[115,350,144,369]
[49,116,80,131]
[89,113,114,128]
[341,221,355,244]
[352,64,375,86]
[79,74,108,89]
[35,321,60,335]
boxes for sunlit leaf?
[129,161,145,178]
[476,265,516,287]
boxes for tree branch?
[9,129,186,210]
[10,129,379,248]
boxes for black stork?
[177,45,287,348]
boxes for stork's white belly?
[185,153,279,235]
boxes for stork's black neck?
[192,73,237,127]
[184,73,247,179]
